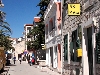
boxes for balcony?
[44,0,61,20]
[49,28,56,41]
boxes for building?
[44,0,61,72]
[33,17,40,26]
[62,0,100,75]
[24,24,33,51]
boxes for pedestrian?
[13,56,16,64]
[32,56,35,64]
[29,56,32,66]
[19,57,22,64]
[28,55,30,63]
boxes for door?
[87,27,93,75]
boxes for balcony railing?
[49,29,55,37]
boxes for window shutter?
[96,32,100,64]
[70,42,74,61]
[64,34,68,60]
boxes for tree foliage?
[0,7,13,51]
[27,0,50,50]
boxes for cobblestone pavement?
[6,60,61,75]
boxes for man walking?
[19,57,22,64]
[13,56,16,64]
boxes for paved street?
[5,60,60,75]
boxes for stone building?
[62,0,100,75]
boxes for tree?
[0,1,13,51]
[27,0,50,50]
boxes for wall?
[62,0,100,75]
[14,40,25,60]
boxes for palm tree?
[0,1,12,51]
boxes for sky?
[1,0,40,38]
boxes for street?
[2,60,60,75]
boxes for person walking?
[19,57,22,64]
[29,56,32,66]
[28,55,30,63]
[13,56,16,64]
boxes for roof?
[8,38,17,41]
[24,24,33,29]
[24,24,33,27]
[34,17,40,23]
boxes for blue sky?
[2,0,40,38]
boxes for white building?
[44,0,61,72]
[24,24,33,51]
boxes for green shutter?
[70,42,74,61]
[96,32,100,64]
[64,34,68,60]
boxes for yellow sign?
[68,3,80,16]
[42,45,46,50]
[77,49,82,57]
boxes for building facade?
[24,24,33,51]
[44,0,61,72]
[62,0,100,75]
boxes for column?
[53,46,55,68]
[48,21,49,40]
[68,32,70,64]
[46,49,48,66]
[48,48,51,68]
[82,27,89,75]
[92,26,96,75]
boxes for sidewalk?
[22,60,61,75]
[36,66,61,75]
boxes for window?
[64,34,68,60]
[53,16,55,29]
[70,29,80,62]
[27,27,31,30]
[63,0,67,6]
[84,0,88,3]
[70,0,76,3]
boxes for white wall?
[14,40,25,60]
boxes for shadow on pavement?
[0,70,8,74]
